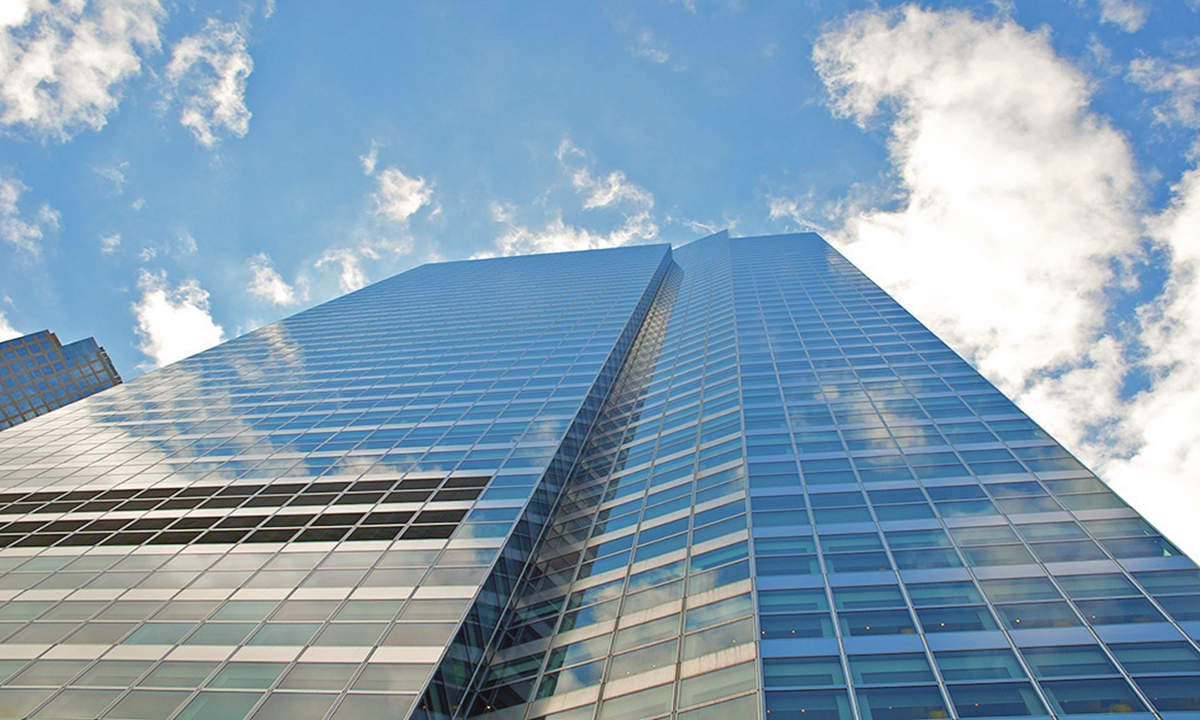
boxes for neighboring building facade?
[0,331,122,431]
[0,233,1194,720]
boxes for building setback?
[0,232,1194,720]
[0,331,122,431]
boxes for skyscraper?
[0,233,1194,720]
[0,331,122,431]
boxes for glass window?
[614,614,680,653]
[173,690,261,720]
[856,686,950,720]
[916,605,998,633]
[886,529,951,549]
[1029,540,1107,563]
[759,588,828,613]
[1134,569,1200,595]
[1075,598,1165,625]
[607,638,678,680]
[1056,573,1137,600]
[677,661,756,709]
[598,682,674,720]
[208,663,286,690]
[765,689,853,720]
[832,585,904,610]
[848,654,935,685]
[1109,642,1200,675]
[1020,646,1117,678]
[1038,679,1146,715]
[980,577,1060,603]
[840,607,912,633]
[820,533,883,553]
[950,523,1017,544]
[685,594,751,632]
[760,612,835,639]
[945,683,1047,718]
[892,548,962,569]
[994,602,1080,629]
[1015,522,1086,542]
[906,581,982,607]
[934,649,1027,681]
[763,657,845,687]
[961,545,1035,567]
[1132,677,1200,713]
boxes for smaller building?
[0,330,122,430]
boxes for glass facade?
[0,331,122,431]
[0,233,1196,720]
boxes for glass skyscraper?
[0,232,1194,720]
[1,331,122,431]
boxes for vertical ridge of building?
[413,249,676,717]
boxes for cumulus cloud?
[0,308,18,341]
[371,166,433,223]
[0,172,59,256]
[1128,57,1200,129]
[768,194,823,231]
[0,0,163,139]
[92,162,128,194]
[132,269,225,368]
[559,140,656,211]
[164,19,253,147]
[631,30,670,64]
[247,252,304,305]
[1101,162,1200,553]
[484,204,659,258]
[813,5,1140,403]
[99,232,120,254]
[478,144,661,258]
[315,247,374,293]
[800,4,1200,559]
[1094,0,1149,33]
[360,142,379,175]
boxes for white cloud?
[372,166,432,223]
[177,231,197,254]
[631,30,669,64]
[0,0,163,139]
[559,140,656,210]
[806,4,1200,560]
[0,307,18,341]
[315,247,374,293]
[478,143,661,258]
[1102,156,1200,557]
[1094,0,1149,32]
[813,6,1140,398]
[247,252,304,305]
[1128,57,1200,128]
[99,232,120,254]
[360,142,379,175]
[92,162,128,194]
[165,19,253,147]
[0,171,59,256]
[484,209,659,258]
[768,194,823,231]
[132,269,225,368]
[574,168,655,210]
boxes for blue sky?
[3,0,1200,556]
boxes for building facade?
[0,233,1194,720]
[0,331,122,431]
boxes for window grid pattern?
[0,245,672,720]
[735,236,1200,720]
[457,237,760,720]
[0,331,121,430]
